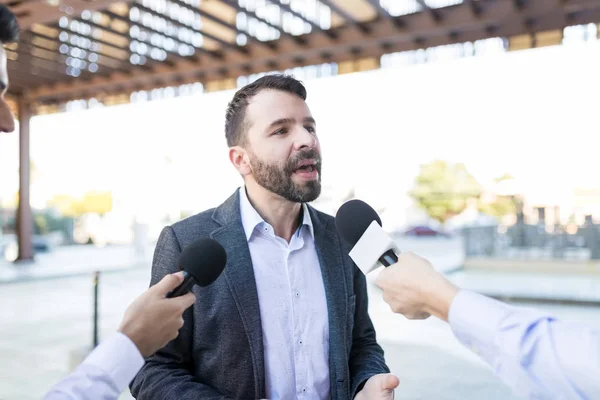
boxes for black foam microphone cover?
[167,238,227,297]
[335,199,382,248]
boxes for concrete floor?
[0,267,522,400]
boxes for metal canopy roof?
[4,0,600,106]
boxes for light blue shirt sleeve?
[42,332,145,400]
[448,290,600,400]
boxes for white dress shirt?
[42,332,144,400]
[239,187,330,400]
[449,290,600,399]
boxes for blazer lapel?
[211,190,265,398]
[310,206,350,399]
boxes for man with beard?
[131,74,398,400]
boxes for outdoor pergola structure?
[4,0,600,261]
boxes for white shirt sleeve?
[42,332,145,400]
[448,290,600,400]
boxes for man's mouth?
[293,159,318,173]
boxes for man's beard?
[248,148,322,203]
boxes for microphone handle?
[379,249,398,267]
[166,274,197,298]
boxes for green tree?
[478,196,515,217]
[409,160,482,224]
[478,174,516,217]
[47,191,112,217]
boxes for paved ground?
[3,265,600,400]
[2,243,600,399]
[0,244,152,284]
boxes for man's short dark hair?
[225,74,307,147]
[0,5,19,44]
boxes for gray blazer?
[130,190,390,399]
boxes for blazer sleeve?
[129,226,232,400]
[348,263,390,398]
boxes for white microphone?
[335,199,401,275]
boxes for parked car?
[403,225,450,238]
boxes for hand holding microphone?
[335,199,454,320]
[336,201,600,400]
[119,238,227,357]
[375,252,458,321]
[118,272,195,358]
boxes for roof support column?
[15,94,34,263]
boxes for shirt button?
[295,292,300,298]
[299,340,303,345]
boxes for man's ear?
[229,146,252,176]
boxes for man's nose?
[294,127,317,150]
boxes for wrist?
[422,277,458,322]
[118,325,148,358]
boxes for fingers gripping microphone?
[335,199,400,275]
[166,238,227,298]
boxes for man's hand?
[374,252,458,321]
[354,373,399,400]
[118,272,196,358]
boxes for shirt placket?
[288,234,308,398]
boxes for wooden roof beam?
[8,0,135,30]
[168,0,278,52]
[463,0,484,17]
[513,0,528,11]
[131,3,248,57]
[272,0,338,40]
[101,9,209,63]
[51,20,156,73]
[222,0,309,46]
[8,51,67,80]
[27,0,600,101]
[7,59,65,85]
[363,0,405,30]
[60,17,158,72]
[416,0,443,23]
[319,0,372,34]
[28,31,127,69]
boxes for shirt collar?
[239,187,314,241]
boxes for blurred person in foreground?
[0,4,18,133]
[375,252,600,400]
[43,272,195,399]
[130,74,397,400]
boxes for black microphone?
[166,238,227,298]
[335,199,400,274]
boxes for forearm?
[449,290,600,399]
[42,333,144,400]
